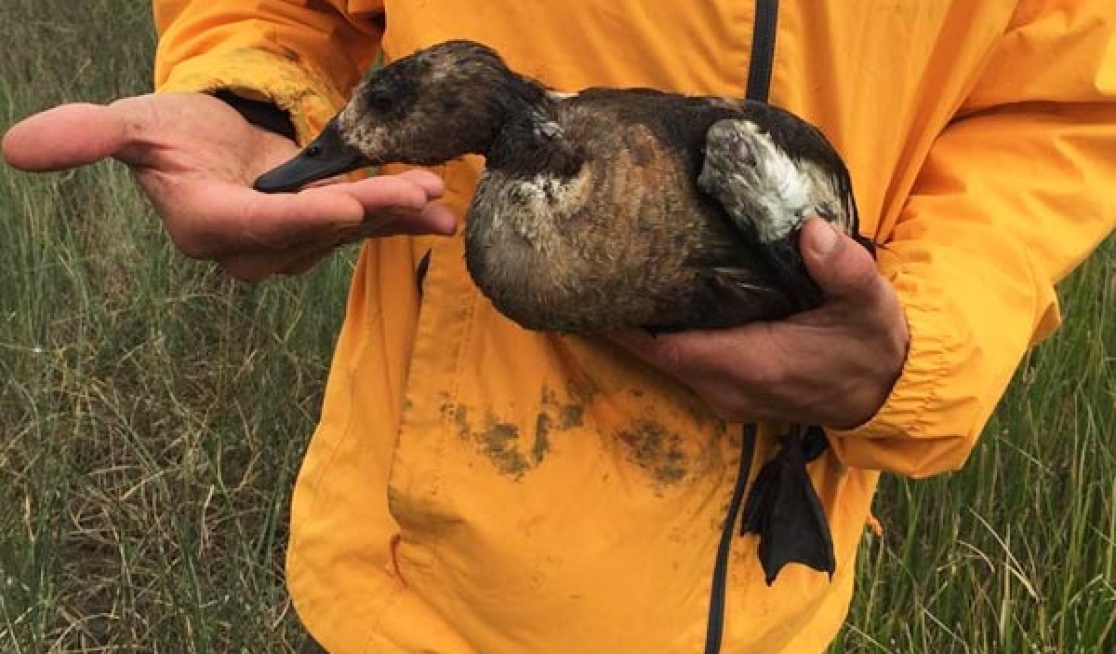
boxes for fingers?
[154,169,456,259]
[799,218,882,304]
[2,94,255,174]
[373,199,458,236]
[263,174,456,239]
[608,324,780,385]
[203,182,458,281]
[605,221,907,427]
[608,326,791,423]
[391,168,447,198]
[2,96,457,281]
[310,175,431,220]
[2,103,133,171]
[295,173,457,237]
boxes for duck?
[254,39,869,334]
[255,39,873,586]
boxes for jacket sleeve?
[829,0,1115,477]
[152,0,383,143]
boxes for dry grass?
[1,1,353,651]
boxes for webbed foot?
[740,425,835,585]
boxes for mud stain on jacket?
[442,383,591,479]
[615,419,689,487]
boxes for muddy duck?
[255,39,870,333]
[256,39,873,585]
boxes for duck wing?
[696,102,866,313]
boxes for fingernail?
[812,221,839,256]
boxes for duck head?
[256,40,537,193]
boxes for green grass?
[1,1,353,651]
[833,251,1115,653]
[1,1,1112,652]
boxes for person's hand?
[1,92,456,280]
[610,218,909,430]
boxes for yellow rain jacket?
[153,1,1115,652]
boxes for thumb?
[800,217,881,303]
[2,102,136,172]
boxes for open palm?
[2,92,455,280]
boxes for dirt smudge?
[559,403,584,430]
[480,420,529,478]
[529,383,589,466]
[437,383,590,478]
[533,412,552,464]
[442,402,532,478]
[616,419,689,486]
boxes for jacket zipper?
[745,0,780,103]
[702,424,758,654]
[701,4,780,652]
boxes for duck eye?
[366,89,394,112]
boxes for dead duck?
[255,39,869,334]
[255,39,873,585]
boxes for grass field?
[1,1,1112,652]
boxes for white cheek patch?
[339,105,411,160]
[338,106,374,151]
[344,122,387,156]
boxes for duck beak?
[253,118,370,193]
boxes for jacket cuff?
[156,48,348,145]
[213,89,297,141]
[825,250,984,476]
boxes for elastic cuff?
[823,256,987,476]
[157,47,348,144]
[826,315,940,442]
